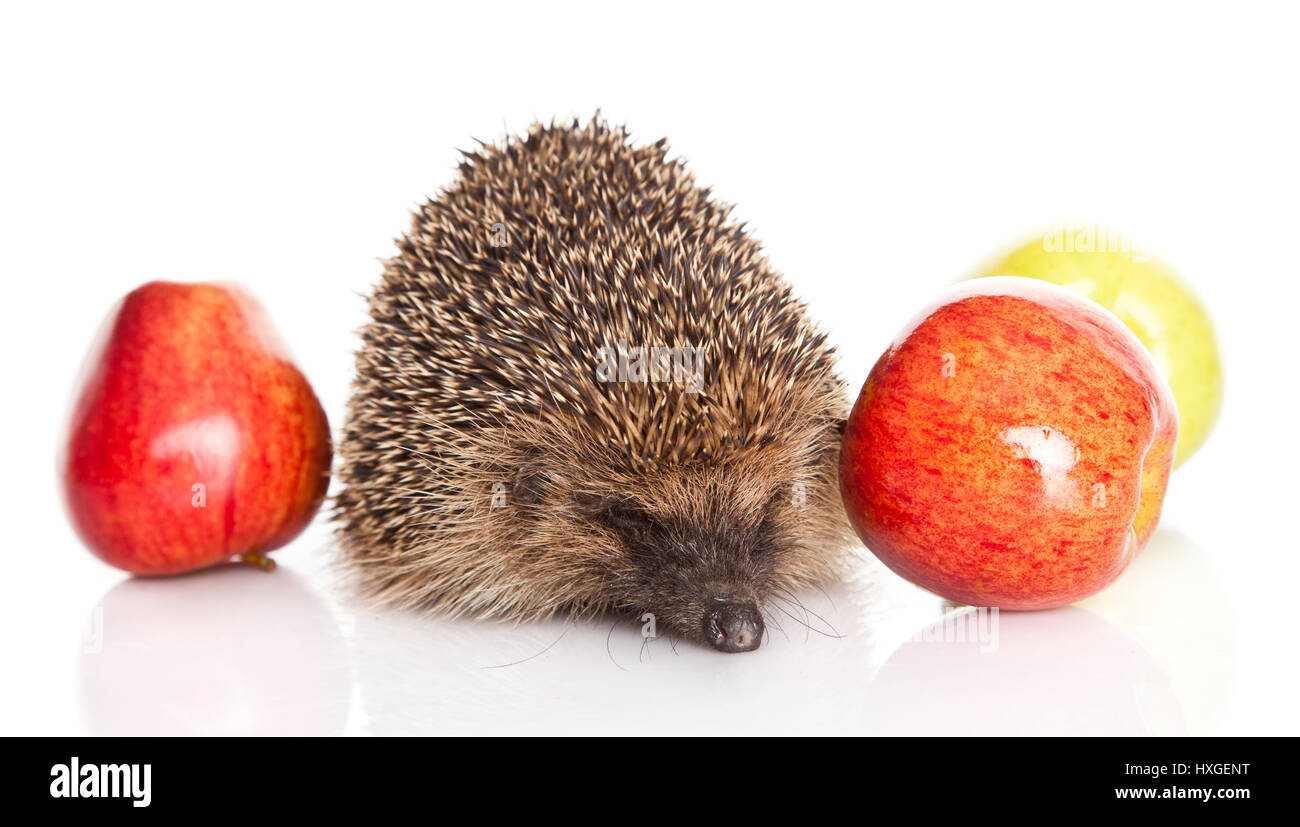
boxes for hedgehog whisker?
[482,619,572,669]
[809,580,840,614]
[770,601,816,643]
[771,590,843,640]
[770,587,813,638]
[762,605,790,642]
[606,618,628,672]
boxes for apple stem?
[240,552,276,572]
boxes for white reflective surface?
[52,524,1235,736]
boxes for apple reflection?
[856,527,1232,735]
[1077,528,1235,734]
[859,605,1186,735]
[79,563,350,736]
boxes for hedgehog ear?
[513,463,551,505]
[762,484,790,514]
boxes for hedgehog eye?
[603,501,653,534]
[579,495,656,535]
[764,484,795,514]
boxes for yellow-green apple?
[973,233,1221,466]
[840,277,1177,609]
[62,282,332,575]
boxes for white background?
[2,1,1297,735]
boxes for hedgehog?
[334,116,855,653]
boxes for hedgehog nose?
[703,600,764,653]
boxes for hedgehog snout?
[702,598,765,653]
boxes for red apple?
[839,277,1177,609]
[62,282,332,575]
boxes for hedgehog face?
[508,421,846,653]
[585,493,779,652]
